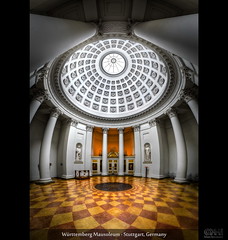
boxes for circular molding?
[46,34,183,126]
[101,52,127,76]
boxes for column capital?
[33,89,50,103]
[102,128,109,134]
[180,66,194,83]
[50,108,62,118]
[149,119,160,127]
[86,125,94,132]
[35,64,49,86]
[133,125,140,132]
[118,127,124,133]
[166,108,177,118]
[179,88,196,103]
[66,118,78,127]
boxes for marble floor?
[30,176,198,240]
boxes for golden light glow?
[92,128,134,156]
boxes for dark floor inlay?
[95,182,132,192]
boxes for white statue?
[144,143,151,162]
[75,144,82,161]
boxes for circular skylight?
[101,52,126,75]
[60,38,169,119]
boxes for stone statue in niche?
[75,143,82,162]
[144,143,151,162]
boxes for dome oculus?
[101,52,126,75]
[60,38,169,119]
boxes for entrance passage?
[108,159,118,175]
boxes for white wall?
[30,14,97,73]
[133,14,198,65]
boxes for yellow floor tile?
[143,204,157,212]
[30,202,50,208]
[74,216,100,229]
[157,213,180,228]
[154,201,168,207]
[96,200,107,206]
[60,201,74,207]
[135,199,144,203]
[34,207,58,217]
[107,208,123,217]
[84,199,94,204]
[50,212,73,227]
[101,218,130,229]
[126,206,142,215]
[53,197,67,202]
[131,216,157,229]
[122,200,132,206]
[144,197,153,201]
[109,201,120,206]
[88,206,104,215]
[72,204,87,212]
[31,196,48,202]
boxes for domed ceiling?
[58,38,169,119]
[48,36,180,124]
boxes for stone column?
[102,128,109,175]
[180,89,198,124]
[30,90,49,123]
[167,108,188,183]
[133,125,142,177]
[118,128,124,175]
[85,125,94,176]
[37,108,61,184]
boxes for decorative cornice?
[118,127,124,134]
[149,119,160,127]
[32,89,50,103]
[35,65,49,86]
[180,66,193,83]
[179,88,197,103]
[86,125,94,132]
[166,108,177,118]
[50,108,62,118]
[66,118,78,127]
[133,125,140,132]
[102,128,109,134]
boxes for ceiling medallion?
[101,52,127,76]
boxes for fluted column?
[133,125,142,177]
[180,89,198,124]
[30,90,49,123]
[118,128,124,175]
[167,108,188,183]
[85,125,94,176]
[37,108,61,184]
[102,128,109,175]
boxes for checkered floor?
[30,176,198,240]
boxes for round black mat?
[95,182,132,192]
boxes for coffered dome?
[59,38,169,119]
[46,35,182,126]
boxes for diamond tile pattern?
[30,176,198,240]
